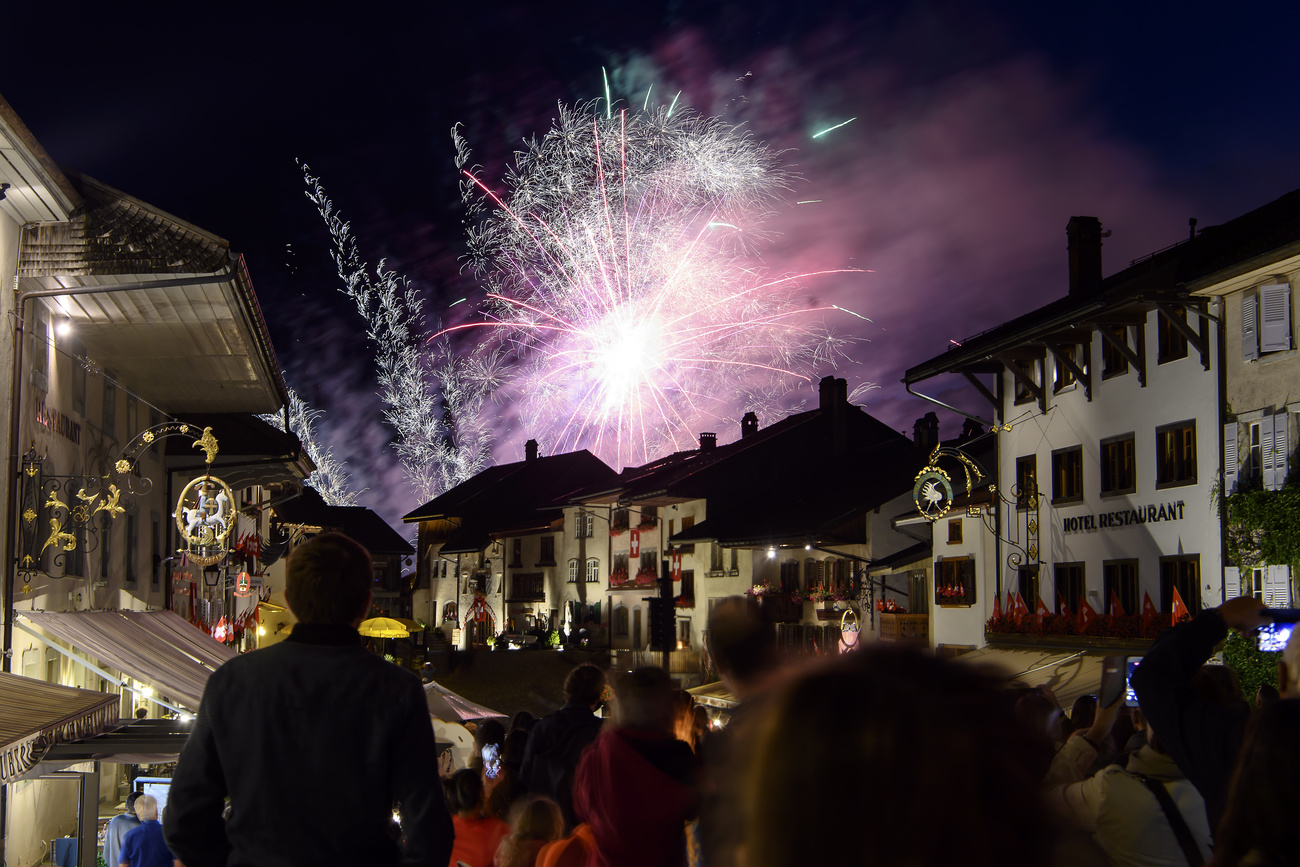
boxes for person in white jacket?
[1044,697,1212,866]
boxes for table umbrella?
[423,680,508,722]
[358,617,410,638]
[391,617,424,633]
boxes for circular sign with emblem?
[912,466,955,521]
[174,475,236,566]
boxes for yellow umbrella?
[391,617,425,633]
[358,617,410,638]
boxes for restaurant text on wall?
[1061,500,1186,534]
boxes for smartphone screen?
[482,743,501,780]
[1257,622,1296,653]
[1125,658,1141,706]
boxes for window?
[151,515,161,589]
[100,517,111,580]
[676,515,695,553]
[1101,325,1129,378]
[538,536,555,565]
[1249,421,1263,484]
[443,602,458,622]
[935,557,975,606]
[586,557,600,583]
[1013,358,1043,405]
[1156,421,1196,487]
[1016,455,1037,509]
[1103,560,1139,615]
[613,606,629,637]
[1017,566,1040,609]
[679,569,695,604]
[125,513,138,586]
[729,548,739,573]
[612,553,629,580]
[1244,283,1293,360]
[779,560,799,594]
[638,505,657,527]
[640,549,657,575]
[102,378,117,438]
[1051,446,1083,504]
[511,573,544,600]
[1053,345,1086,392]
[1158,307,1188,363]
[1160,555,1200,616]
[567,559,580,583]
[1100,434,1136,496]
[1250,411,1291,491]
[830,560,852,595]
[510,538,522,567]
[710,543,725,574]
[947,519,962,544]
[611,508,629,532]
[1242,567,1265,601]
[1054,563,1084,614]
[804,558,825,590]
[574,512,594,538]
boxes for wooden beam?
[962,370,999,411]
[1041,326,1095,345]
[998,354,1046,414]
[1089,311,1149,327]
[1046,343,1092,400]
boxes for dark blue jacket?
[519,702,603,829]
[165,623,453,867]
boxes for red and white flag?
[1077,597,1098,633]
[1172,585,1191,625]
[1110,590,1126,617]
[629,529,641,558]
[1007,590,1016,620]
[992,594,1003,620]
[1012,592,1029,624]
[1036,596,1051,618]
[1057,593,1072,619]
[671,550,682,581]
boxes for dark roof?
[163,413,311,490]
[577,381,925,548]
[866,541,933,573]
[402,450,619,550]
[905,188,1300,383]
[19,172,230,278]
[274,488,413,555]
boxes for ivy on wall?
[1220,483,1300,571]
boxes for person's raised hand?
[1219,596,1271,635]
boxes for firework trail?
[260,386,362,506]
[450,102,858,469]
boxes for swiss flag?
[1057,593,1072,619]
[630,529,641,558]
[1077,597,1098,633]
[1172,585,1191,625]
[1036,596,1050,617]
[992,594,1003,620]
[1142,592,1158,629]
[671,550,682,580]
[1012,592,1029,624]
[1007,590,1016,620]
[1110,590,1126,617]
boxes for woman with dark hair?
[447,768,510,867]
[1210,699,1300,867]
[737,646,1100,867]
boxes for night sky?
[5,1,1298,527]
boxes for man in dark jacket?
[1130,595,1269,828]
[519,662,605,829]
[164,533,454,867]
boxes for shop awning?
[687,681,738,710]
[19,610,235,711]
[954,645,1106,707]
[0,672,118,785]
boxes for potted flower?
[674,595,693,608]
[745,581,777,597]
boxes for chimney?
[699,432,717,451]
[741,412,759,438]
[1067,216,1103,293]
[960,417,984,442]
[525,439,539,462]
[913,412,939,453]
[818,375,837,410]
[819,375,849,454]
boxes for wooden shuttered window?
[1259,283,1292,354]
[1242,292,1259,361]
[1224,422,1239,494]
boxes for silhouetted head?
[284,533,372,625]
[706,596,777,697]
[563,663,606,708]
[614,667,675,733]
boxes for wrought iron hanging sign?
[912,445,984,522]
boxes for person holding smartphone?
[1130,596,1271,830]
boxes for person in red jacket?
[573,667,699,867]
[447,769,510,867]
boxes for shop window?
[1158,307,1189,363]
[1054,563,1084,614]
[1051,446,1083,504]
[538,536,555,566]
[1016,455,1037,509]
[1100,434,1136,496]
[1160,555,1200,616]
[1103,560,1139,615]
[1156,421,1196,488]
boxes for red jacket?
[572,729,697,867]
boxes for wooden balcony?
[879,612,929,644]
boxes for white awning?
[19,610,235,711]
[954,645,1106,707]
[0,672,118,785]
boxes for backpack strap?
[1129,771,1204,867]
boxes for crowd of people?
[119,533,1300,867]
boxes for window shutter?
[1274,411,1290,489]
[1261,413,1277,491]
[1266,565,1292,607]
[1223,422,1239,494]
[1259,283,1292,353]
[1224,566,1240,601]
[1242,291,1259,361]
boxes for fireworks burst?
[260,386,363,506]
[450,102,859,469]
